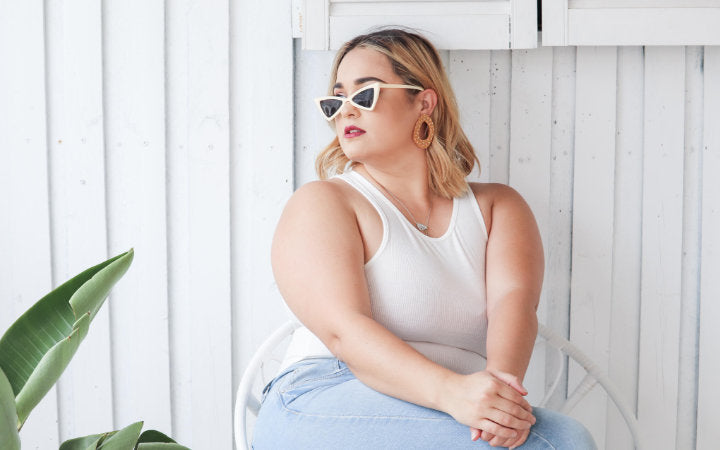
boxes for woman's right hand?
[441,370,536,440]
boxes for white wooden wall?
[1,2,718,449]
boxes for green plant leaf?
[15,313,90,425]
[59,433,105,450]
[0,367,20,450]
[60,425,191,450]
[136,430,190,449]
[137,430,176,443]
[136,444,190,449]
[96,421,143,450]
[0,249,134,429]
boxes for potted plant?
[0,249,188,449]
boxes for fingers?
[495,381,533,412]
[470,427,481,441]
[490,435,513,447]
[474,419,520,439]
[508,428,531,449]
[493,397,536,425]
[486,408,534,431]
[479,430,520,448]
[480,430,494,442]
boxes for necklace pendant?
[417,223,428,231]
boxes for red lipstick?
[344,125,366,138]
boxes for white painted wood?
[637,46,685,449]
[570,0,720,7]
[697,45,720,450]
[230,3,295,442]
[567,9,720,46]
[302,0,539,50]
[294,42,336,186]
[606,45,643,450]
[292,0,304,38]
[303,0,330,50]
[543,2,720,46]
[331,1,510,15]
[488,50,512,183]
[544,45,576,410]
[102,0,172,434]
[508,47,554,405]
[676,45,703,450]
[44,0,114,442]
[165,0,232,447]
[448,50,492,183]
[0,1,60,447]
[569,46,617,450]
[541,0,568,46]
[329,15,511,50]
[511,0,538,49]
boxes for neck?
[356,161,434,212]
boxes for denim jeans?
[252,357,597,449]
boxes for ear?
[417,88,438,115]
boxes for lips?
[344,125,366,138]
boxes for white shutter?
[543,0,720,46]
[298,0,538,50]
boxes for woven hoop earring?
[413,113,435,150]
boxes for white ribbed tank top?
[279,168,489,375]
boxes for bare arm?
[271,181,534,439]
[475,184,544,448]
[484,184,544,382]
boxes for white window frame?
[542,0,720,46]
[295,0,538,50]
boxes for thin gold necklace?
[362,169,432,234]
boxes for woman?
[252,28,596,449]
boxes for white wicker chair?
[234,321,643,450]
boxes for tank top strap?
[330,169,394,226]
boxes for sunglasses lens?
[319,98,343,118]
[352,87,375,109]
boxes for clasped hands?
[443,369,535,449]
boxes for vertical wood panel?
[508,47,553,403]
[45,0,114,441]
[294,44,336,187]
[697,45,720,450]
[449,50,491,183]
[676,45,703,450]
[569,45,617,449]
[0,1,59,447]
[230,2,295,437]
[638,46,685,449]
[544,45,576,409]
[607,45,644,450]
[103,0,172,433]
[166,0,232,447]
[488,50,512,183]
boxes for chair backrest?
[234,321,643,450]
[234,321,300,450]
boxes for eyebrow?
[333,76,386,90]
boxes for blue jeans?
[252,358,597,449]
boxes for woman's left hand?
[470,368,533,448]
[475,426,530,448]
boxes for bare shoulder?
[272,179,362,260]
[468,182,532,235]
[282,179,355,221]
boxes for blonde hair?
[314,27,480,199]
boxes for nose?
[339,99,359,118]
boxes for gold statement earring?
[413,113,435,150]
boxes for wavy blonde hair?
[314,27,480,199]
